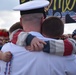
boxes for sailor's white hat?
[13,0,49,16]
[13,0,49,11]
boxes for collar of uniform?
[29,31,44,37]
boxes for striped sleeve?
[44,39,73,56]
[49,40,64,56]
[63,39,73,56]
[10,29,29,46]
[10,30,74,56]
[10,29,35,46]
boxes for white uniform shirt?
[0,31,76,75]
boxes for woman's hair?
[9,22,23,34]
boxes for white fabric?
[55,40,64,56]
[0,31,76,75]
[17,31,29,46]
[13,1,49,11]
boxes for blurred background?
[0,0,76,34]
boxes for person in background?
[0,29,12,62]
[9,22,23,35]
[67,34,72,38]
[60,34,72,40]
[0,29,9,49]
[72,29,76,40]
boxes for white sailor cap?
[13,0,49,17]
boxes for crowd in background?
[0,29,9,49]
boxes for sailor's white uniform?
[0,32,76,75]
